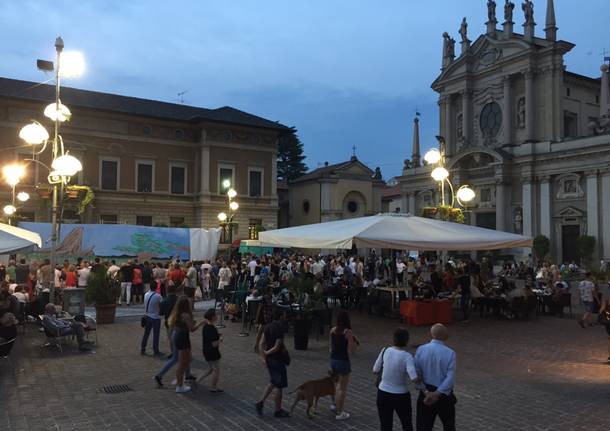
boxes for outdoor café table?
[399,299,452,326]
[375,286,409,310]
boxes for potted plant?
[286,275,317,350]
[65,185,95,214]
[36,185,51,199]
[85,267,121,324]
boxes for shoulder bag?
[374,347,387,388]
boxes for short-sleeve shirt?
[202,323,221,361]
[578,280,595,302]
[373,347,418,394]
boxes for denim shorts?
[267,359,288,389]
[582,301,597,313]
[330,359,351,375]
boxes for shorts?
[583,301,597,313]
[206,360,220,369]
[266,358,288,389]
[175,331,191,350]
[330,359,351,375]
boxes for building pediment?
[337,162,374,177]
[555,206,585,218]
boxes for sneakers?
[329,404,337,412]
[255,401,264,416]
[175,386,192,393]
[335,412,350,420]
[153,376,163,388]
[274,409,290,418]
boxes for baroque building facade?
[0,77,289,239]
[398,0,610,263]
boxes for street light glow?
[456,185,476,203]
[431,166,449,182]
[227,188,237,199]
[59,51,85,78]
[51,154,82,177]
[217,212,228,222]
[222,179,231,189]
[229,201,239,211]
[19,121,49,145]
[44,101,72,122]
[3,164,25,187]
[424,149,442,165]
[3,205,16,216]
[16,192,30,202]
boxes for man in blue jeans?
[141,287,163,356]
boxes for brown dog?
[289,372,338,418]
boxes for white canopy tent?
[0,223,42,254]
[259,214,532,251]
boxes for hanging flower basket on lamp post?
[36,185,51,199]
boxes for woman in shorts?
[329,310,359,420]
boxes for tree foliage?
[533,235,550,261]
[576,235,596,266]
[277,128,307,181]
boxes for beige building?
[0,77,290,239]
[287,157,386,226]
[398,0,610,263]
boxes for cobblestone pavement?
[1,307,609,431]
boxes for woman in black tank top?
[329,310,359,421]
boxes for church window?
[479,102,502,138]
[566,87,571,97]
[563,111,578,138]
[480,188,491,202]
[347,201,358,213]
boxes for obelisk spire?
[545,0,557,41]
[411,114,421,167]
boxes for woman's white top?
[373,347,418,394]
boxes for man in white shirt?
[141,288,163,356]
[77,262,91,289]
[577,272,599,329]
[218,262,232,290]
[107,260,120,278]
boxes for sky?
[0,0,608,179]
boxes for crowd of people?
[0,250,609,430]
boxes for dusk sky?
[1,0,608,178]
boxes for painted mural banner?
[19,222,221,261]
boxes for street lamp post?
[217,180,239,245]
[424,136,475,211]
[2,37,84,303]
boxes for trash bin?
[62,288,86,316]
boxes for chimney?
[411,116,421,167]
[544,0,558,41]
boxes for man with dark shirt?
[119,260,134,306]
[15,259,29,284]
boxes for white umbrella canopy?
[259,214,532,251]
[0,223,42,254]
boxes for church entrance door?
[561,225,579,264]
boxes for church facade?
[397,0,610,263]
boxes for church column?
[495,181,506,232]
[586,172,599,243]
[522,179,534,237]
[461,90,471,145]
[199,129,210,195]
[503,75,513,145]
[525,70,536,141]
[271,149,278,198]
[444,95,453,156]
[601,171,610,259]
[408,193,416,216]
[539,176,551,238]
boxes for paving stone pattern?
[1,308,609,431]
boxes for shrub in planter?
[85,267,121,324]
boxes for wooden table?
[375,286,410,310]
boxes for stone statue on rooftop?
[504,0,515,22]
[443,32,455,59]
[522,0,534,25]
[487,0,497,22]
[459,17,469,44]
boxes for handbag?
[374,348,387,388]
[141,292,155,328]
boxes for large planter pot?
[293,318,311,350]
[95,304,117,324]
